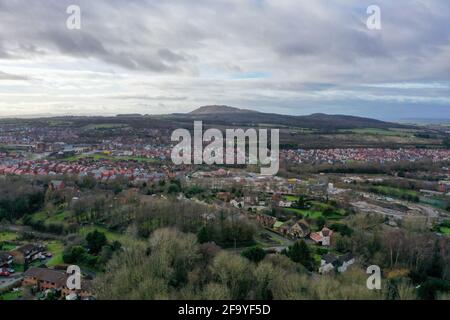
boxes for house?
[65,280,94,300]
[256,213,277,228]
[10,244,45,264]
[319,253,355,274]
[281,220,310,239]
[23,267,94,299]
[23,267,70,296]
[337,253,355,273]
[230,199,244,209]
[319,253,338,274]
[310,227,334,246]
[0,251,13,268]
[290,220,310,238]
[278,200,292,208]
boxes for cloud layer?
[0,0,449,119]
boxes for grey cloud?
[110,94,187,101]
[1,0,449,80]
[158,48,186,63]
[0,0,449,118]
[0,71,29,81]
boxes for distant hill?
[170,106,408,130]
[189,105,259,115]
[116,113,143,117]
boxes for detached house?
[230,199,244,209]
[319,253,355,274]
[281,220,310,239]
[256,213,277,229]
[0,251,13,268]
[310,227,334,246]
[10,244,45,264]
[278,200,292,208]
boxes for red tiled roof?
[310,232,323,242]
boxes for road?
[0,224,65,240]
[0,273,23,292]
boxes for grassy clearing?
[31,211,48,222]
[341,128,414,137]
[371,185,420,200]
[0,290,22,301]
[47,211,71,223]
[82,123,129,130]
[284,205,345,220]
[79,225,124,242]
[46,241,65,267]
[47,120,74,127]
[283,195,298,202]
[440,227,450,235]
[12,263,24,272]
[1,243,17,251]
[30,210,71,228]
[285,208,323,219]
[0,231,17,242]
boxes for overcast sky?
[0,0,449,120]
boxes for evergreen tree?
[241,246,266,263]
[288,240,314,270]
[86,230,107,255]
[197,226,210,244]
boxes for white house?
[319,254,338,274]
[310,227,333,246]
[337,253,355,273]
[230,199,244,209]
[278,200,292,208]
[319,253,355,274]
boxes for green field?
[285,208,324,218]
[79,225,124,242]
[82,123,129,130]
[46,241,65,267]
[0,231,17,242]
[0,290,22,301]
[440,227,450,235]
[11,263,24,272]
[47,211,71,223]
[283,195,298,202]
[371,185,420,199]
[1,243,17,251]
[30,210,71,228]
[340,128,417,137]
[283,199,345,220]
